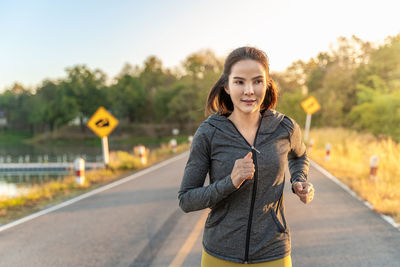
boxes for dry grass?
[0,142,190,224]
[307,127,400,224]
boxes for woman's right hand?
[230,152,255,188]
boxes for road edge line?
[168,210,208,267]
[0,151,190,233]
[310,159,399,231]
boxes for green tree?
[63,65,108,131]
[0,83,34,130]
[109,75,146,123]
[35,80,79,132]
[137,56,177,122]
[349,90,400,140]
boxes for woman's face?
[225,59,267,116]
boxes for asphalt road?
[0,151,399,267]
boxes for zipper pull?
[251,145,261,154]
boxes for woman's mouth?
[241,100,256,105]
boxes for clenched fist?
[293,181,314,204]
[230,152,255,188]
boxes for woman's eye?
[234,80,243,85]
[255,80,263,84]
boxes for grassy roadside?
[307,127,400,224]
[0,142,190,225]
[0,130,33,145]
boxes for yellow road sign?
[87,107,119,138]
[301,96,321,115]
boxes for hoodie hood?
[204,109,285,137]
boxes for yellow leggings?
[201,249,292,267]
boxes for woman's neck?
[227,110,261,129]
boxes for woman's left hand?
[293,182,314,204]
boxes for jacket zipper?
[226,117,262,263]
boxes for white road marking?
[311,160,399,231]
[0,151,190,233]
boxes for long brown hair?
[205,46,278,116]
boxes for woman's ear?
[224,86,230,95]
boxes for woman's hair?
[205,46,278,116]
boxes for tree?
[349,90,400,140]
[36,80,78,132]
[167,84,198,127]
[137,56,177,122]
[109,75,146,123]
[0,83,34,130]
[63,65,108,131]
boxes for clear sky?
[1,0,399,92]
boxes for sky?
[0,0,399,92]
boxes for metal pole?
[102,136,109,167]
[304,113,312,143]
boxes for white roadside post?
[137,145,147,165]
[304,114,312,143]
[300,96,321,143]
[75,158,85,185]
[325,143,331,162]
[308,138,314,152]
[170,139,177,153]
[102,136,110,167]
[188,135,193,145]
[369,155,379,183]
[171,128,179,153]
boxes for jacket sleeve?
[178,123,237,213]
[283,117,310,192]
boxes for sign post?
[102,136,110,166]
[300,96,321,143]
[87,107,119,167]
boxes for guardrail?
[0,162,104,172]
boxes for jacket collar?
[205,109,285,135]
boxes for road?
[0,151,399,267]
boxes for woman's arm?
[178,125,237,213]
[285,117,314,203]
[286,117,309,183]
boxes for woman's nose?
[244,84,254,95]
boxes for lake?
[0,141,135,197]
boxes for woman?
[178,46,314,266]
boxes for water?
[0,141,135,197]
[0,141,135,163]
[0,172,71,199]
[0,172,69,185]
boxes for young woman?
[178,47,314,266]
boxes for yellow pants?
[201,249,292,267]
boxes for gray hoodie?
[178,109,309,264]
